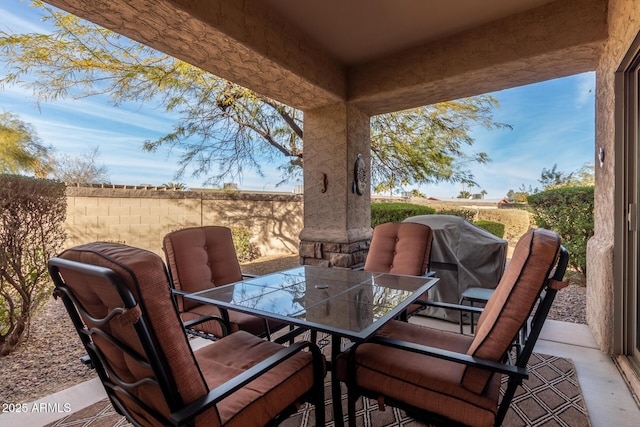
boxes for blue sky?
[422,72,595,199]
[1,0,595,198]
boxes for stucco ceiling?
[261,0,556,65]
[41,0,605,113]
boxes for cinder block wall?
[64,186,303,258]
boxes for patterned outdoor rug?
[46,352,589,427]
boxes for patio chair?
[337,228,569,427]
[48,242,325,427]
[364,222,434,317]
[163,226,287,340]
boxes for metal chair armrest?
[418,300,484,315]
[366,335,527,379]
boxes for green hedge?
[527,186,594,275]
[473,220,505,238]
[435,208,475,221]
[371,202,435,227]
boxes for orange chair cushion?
[59,243,319,427]
[462,229,560,394]
[58,242,219,426]
[364,222,432,275]
[335,320,501,427]
[163,226,243,311]
[195,331,318,427]
[365,222,433,315]
[163,226,289,337]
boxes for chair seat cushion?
[185,304,289,337]
[335,320,501,427]
[194,331,319,427]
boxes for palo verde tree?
[0,111,53,177]
[0,1,509,189]
[0,175,66,355]
[371,100,501,194]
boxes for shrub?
[0,175,67,355]
[473,220,505,238]
[528,186,594,275]
[435,208,475,221]
[371,202,435,227]
[231,226,261,263]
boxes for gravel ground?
[0,255,586,404]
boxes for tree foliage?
[1,1,508,189]
[0,175,67,355]
[0,111,52,177]
[370,98,506,193]
[538,164,568,189]
[538,163,594,189]
[506,185,532,203]
[506,162,595,202]
[161,182,187,190]
[457,190,472,199]
[52,146,110,184]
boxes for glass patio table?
[184,265,439,425]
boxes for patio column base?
[299,238,370,268]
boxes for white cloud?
[1,85,174,135]
[0,5,50,34]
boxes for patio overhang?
[42,0,607,115]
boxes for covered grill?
[404,214,508,322]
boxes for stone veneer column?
[299,103,372,268]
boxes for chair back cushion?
[57,242,217,425]
[364,222,433,275]
[462,229,560,393]
[163,226,243,311]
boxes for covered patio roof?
[43,0,607,115]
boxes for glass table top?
[187,265,439,340]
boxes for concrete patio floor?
[2,319,638,426]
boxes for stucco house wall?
[590,0,640,353]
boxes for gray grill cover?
[404,215,508,322]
